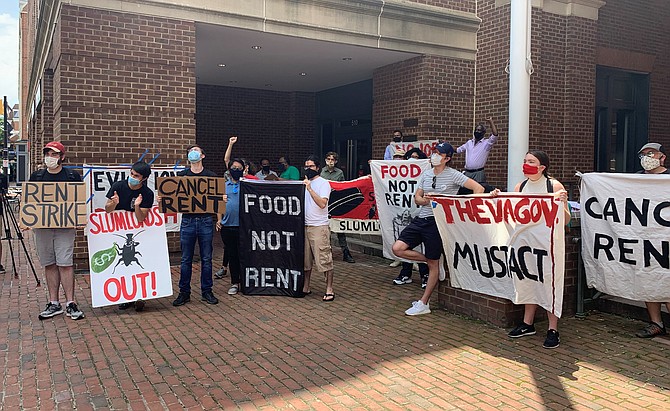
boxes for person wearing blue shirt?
[217,158,245,295]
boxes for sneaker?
[393,275,412,285]
[421,276,428,289]
[405,300,431,316]
[38,302,64,320]
[201,291,219,304]
[134,300,146,312]
[508,322,536,338]
[228,285,239,295]
[214,268,227,279]
[0,264,5,273]
[65,302,85,320]
[543,329,560,349]
[389,260,401,267]
[635,322,667,338]
[172,292,191,306]
[118,302,132,310]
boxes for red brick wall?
[195,84,316,176]
[49,5,197,268]
[372,55,475,163]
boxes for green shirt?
[280,165,300,180]
[320,167,345,182]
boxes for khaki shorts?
[33,228,76,267]
[304,225,333,273]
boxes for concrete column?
[507,0,532,190]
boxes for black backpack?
[519,177,553,193]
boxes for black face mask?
[393,137,402,142]
[230,169,244,181]
[474,131,485,140]
[262,165,270,172]
[278,163,286,171]
[304,168,319,179]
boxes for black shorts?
[397,216,443,261]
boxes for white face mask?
[640,155,661,171]
[45,156,60,169]
[430,153,443,166]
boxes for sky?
[0,2,19,107]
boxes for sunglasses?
[432,175,436,189]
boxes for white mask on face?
[640,155,661,171]
[430,153,443,166]
[45,156,60,169]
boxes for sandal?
[635,322,667,338]
[322,293,335,302]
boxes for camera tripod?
[0,185,40,286]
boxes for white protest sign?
[370,159,430,260]
[580,173,670,301]
[432,194,566,317]
[87,209,173,307]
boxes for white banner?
[580,173,670,301]
[87,210,173,307]
[432,194,566,317]
[84,164,184,232]
[370,159,430,260]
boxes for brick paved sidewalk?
[1,232,669,410]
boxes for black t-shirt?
[29,167,83,182]
[106,180,155,211]
[177,168,217,218]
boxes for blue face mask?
[128,176,141,186]
[188,150,202,163]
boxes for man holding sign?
[172,145,220,306]
[29,141,85,321]
[392,142,483,315]
[105,161,154,311]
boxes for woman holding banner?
[507,150,570,349]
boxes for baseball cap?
[435,142,454,157]
[638,142,665,154]
[393,148,406,158]
[43,141,65,154]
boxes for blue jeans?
[179,216,214,294]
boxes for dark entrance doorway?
[317,80,372,180]
[594,67,649,172]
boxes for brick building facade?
[20,0,670,326]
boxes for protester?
[384,130,403,160]
[217,158,244,296]
[393,142,484,315]
[302,155,335,301]
[633,142,669,338]
[320,151,355,264]
[392,148,429,289]
[172,145,220,306]
[255,158,278,180]
[506,150,570,349]
[105,161,154,311]
[457,118,499,192]
[278,156,300,180]
[29,141,85,320]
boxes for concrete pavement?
[1,232,669,410]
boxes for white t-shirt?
[304,176,331,226]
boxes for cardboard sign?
[20,182,87,228]
[84,165,183,232]
[155,176,227,214]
